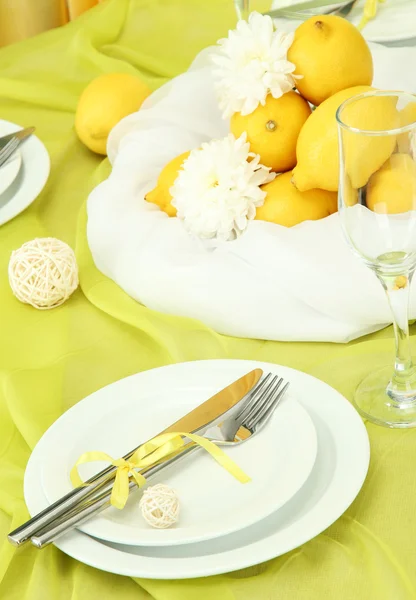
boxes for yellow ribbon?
[70,432,250,509]
[358,0,386,30]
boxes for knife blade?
[8,368,263,546]
[162,368,263,435]
[0,127,35,150]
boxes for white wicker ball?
[139,484,180,529]
[8,237,79,310]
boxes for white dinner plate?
[0,120,50,227]
[272,0,416,44]
[349,0,416,43]
[24,359,370,579]
[273,1,349,14]
[0,124,21,196]
[39,366,317,546]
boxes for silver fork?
[267,0,357,20]
[31,373,289,548]
[0,137,20,168]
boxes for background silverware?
[31,373,289,548]
[267,0,356,20]
[0,127,35,169]
[8,368,262,547]
[0,138,20,169]
[0,126,35,149]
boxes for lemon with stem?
[231,91,311,173]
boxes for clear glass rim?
[336,90,416,137]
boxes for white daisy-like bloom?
[211,12,300,118]
[171,133,275,242]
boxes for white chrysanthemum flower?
[211,12,300,118]
[171,133,275,241]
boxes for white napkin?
[87,43,416,343]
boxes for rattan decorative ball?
[8,238,79,310]
[139,484,180,529]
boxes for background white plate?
[272,0,416,44]
[40,369,317,546]
[273,1,348,14]
[0,123,21,197]
[24,360,370,579]
[0,120,50,227]
[349,0,416,43]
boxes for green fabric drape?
[1,1,416,598]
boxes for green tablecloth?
[1,1,416,598]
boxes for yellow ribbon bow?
[70,432,250,509]
[358,0,386,30]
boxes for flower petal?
[212,12,297,117]
[171,135,274,241]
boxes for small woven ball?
[139,484,180,529]
[8,238,79,310]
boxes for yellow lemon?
[397,103,416,154]
[367,154,416,214]
[292,86,398,192]
[255,171,337,227]
[342,175,358,207]
[75,73,151,155]
[287,15,373,106]
[145,152,190,216]
[342,94,399,189]
[230,92,311,172]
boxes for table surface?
[1,1,416,599]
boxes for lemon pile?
[78,15,404,228]
[147,15,393,228]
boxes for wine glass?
[234,0,251,20]
[337,90,416,428]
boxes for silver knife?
[0,127,35,150]
[8,368,263,546]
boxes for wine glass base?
[354,366,416,428]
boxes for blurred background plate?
[0,122,21,197]
[0,120,50,227]
[271,0,416,44]
[348,0,416,43]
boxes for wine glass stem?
[234,0,250,21]
[378,271,416,404]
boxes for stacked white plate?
[272,0,416,44]
[25,359,370,579]
[0,120,50,226]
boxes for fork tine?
[246,381,290,430]
[6,137,18,150]
[0,140,13,163]
[235,373,273,421]
[239,375,281,425]
[8,137,19,155]
[242,377,282,427]
[0,138,18,159]
[1,144,19,166]
[0,138,19,166]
